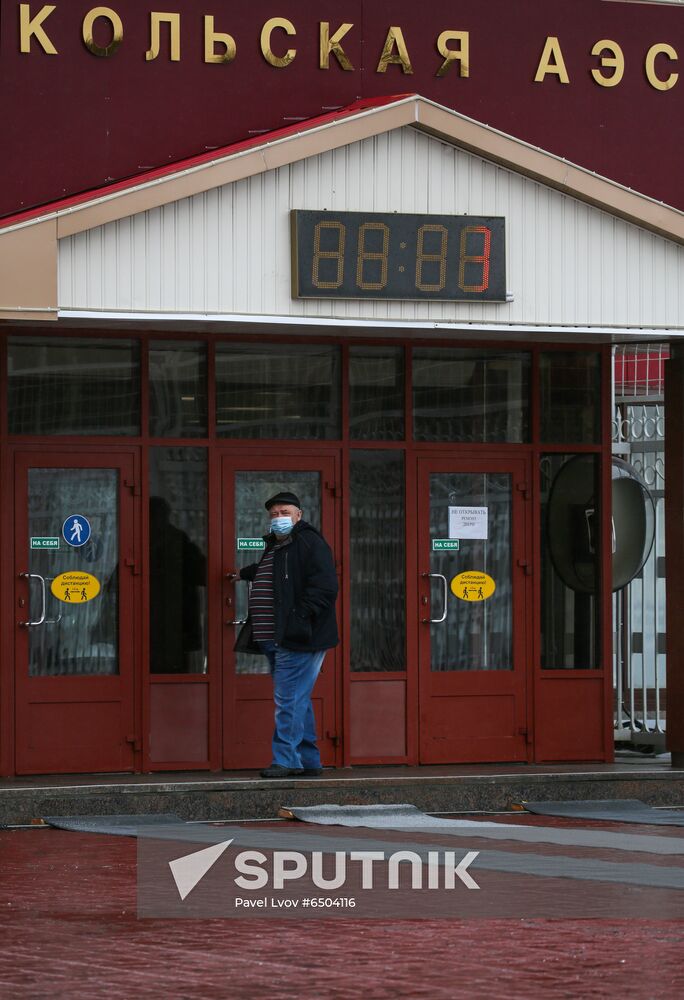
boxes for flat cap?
[265,491,301,510]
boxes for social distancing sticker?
[451,571,496,602]
[51,571,101,603]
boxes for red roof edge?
[0,94,416,231]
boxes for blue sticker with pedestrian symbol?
[62,514,91,548]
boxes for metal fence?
[612,344,668,750]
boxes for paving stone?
[1,823,683,998]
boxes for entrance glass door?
[418,457,529,763]
[14,451,137,774]
[221,454,339,769]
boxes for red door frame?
[531,345,616,762]
[12,446,141,775]
[415,453,532,764]
[0,332,615,776]
[220,448,342,770]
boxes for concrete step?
[2,761,683,825]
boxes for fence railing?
[612,345,668,750]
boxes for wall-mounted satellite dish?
[547,456,655,594]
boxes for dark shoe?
[298,767,324,777]
[259,765,304,779]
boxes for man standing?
[230,491,338,778]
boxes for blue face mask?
[270,516,294,535]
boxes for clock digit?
[415,224,448,292]
[356,223,389,290]
[312,221,346,288]
[458,225,491,293]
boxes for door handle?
[19,572,46,627]
[43,578,63,625]
[226,578,249,625]
[19,573,63,627]
[421,572,448,624]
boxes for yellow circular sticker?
[451,571,496,602]
[51,571,101,604]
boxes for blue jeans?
[258,641,325,769]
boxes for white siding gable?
[58,126,684,331]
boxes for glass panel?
[149,341,207,437]
[233,472,321,675]
[540,351,601,443]
[541,454,600,668]
[349,347,405,441]
[413,348,529,443]
[216,344,340,439]
[149,448,208,674]
[350,451,405,671]
[27,469,118,676]
[429,472,512,671]
[9,337,139,435]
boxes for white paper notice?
[448,506,488,540]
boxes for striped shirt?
[249,548,275,641]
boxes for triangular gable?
[2,95,683,323]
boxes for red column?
[665,347,684,768]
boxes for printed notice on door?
[448,506,488,540]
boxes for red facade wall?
[1,0,681,218]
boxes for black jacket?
[234,520,339,654]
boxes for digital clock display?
[291,210,506,302]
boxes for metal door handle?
[226,578,249,625]
[43,578,63,625]
[19,572,46,627]
[421,572,448,624]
